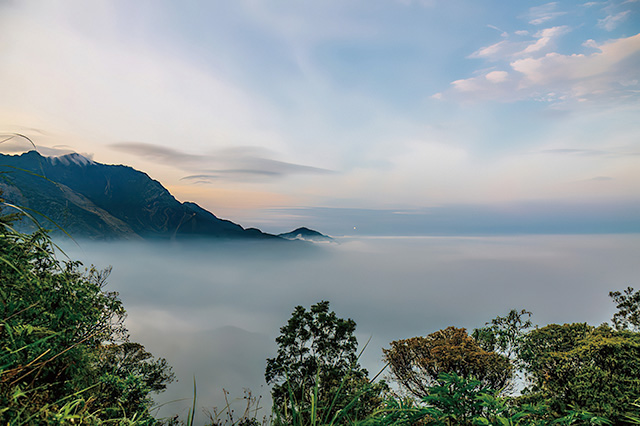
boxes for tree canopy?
[472,309,534,361]
[383,326,512,399]
[519,323,640,423]
[265,301,385,424]
[610,287,640,332]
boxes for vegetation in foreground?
[0,195,174,424]
[2,190,640,425]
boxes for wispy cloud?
[486,24,508,38]
[598,10,631,30]
[521,26,570,54]
[110,142,332,182]
[0,133,89,157]
[469,26,569,61]
[527,2,567,25]
[470,40,522,60]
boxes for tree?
[265,301,384,424]
[472,309,534,361]
[0,195,173,424]
[383,327,512,399]
[96,342,175,420]
[610,287,640,331]
[519,323,640,423]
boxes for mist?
[59,234,640,422]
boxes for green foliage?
[420,373,498,425]
[519,323,640,423]
[96,342,175,421]
[383,327,512,399]
[0,194,173,424]
[362,373,532,426]
[265,301,386,425]
[610,287,640,332]
[625,400,640,424]
[361,373,610,426]
[472,309,534,361]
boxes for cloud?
[447,32,640,105]
[511,32,640,91]
[487,25,508,38]
[469,26,569,60]
[110,142,333,182]
[470,40,514,60]
[448,70,519,100]
[485,71,509,83]
[522,26,570,54]
[527,2,567,25]
[110,142,204,166]
[598,10,631,31]
[63,235,640,417]
[0,133,91,157]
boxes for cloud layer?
[61,235,640,417]
[110,142,333,182]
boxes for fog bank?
[59,235,640,423]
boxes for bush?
[0,197,173,424]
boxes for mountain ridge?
[0,151,276,240]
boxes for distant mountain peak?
[278,227,332,242]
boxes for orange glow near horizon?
[167,184,293,212]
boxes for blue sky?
[0,0,638,234]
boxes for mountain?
[0,151,277,240]
[278,227,333,242]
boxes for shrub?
[0,194,173,424]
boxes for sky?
[0,0,639,235]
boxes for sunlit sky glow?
[1,0,638,235]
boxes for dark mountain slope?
[0,151,276,240]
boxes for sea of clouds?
[59,234,639,423]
